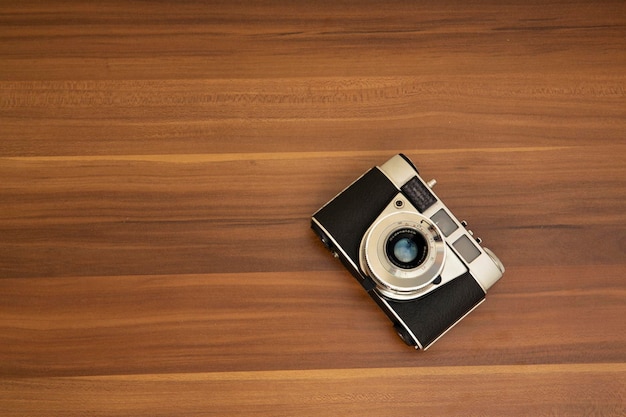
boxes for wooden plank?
[1,364,624,416]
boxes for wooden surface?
[1,1,625,415]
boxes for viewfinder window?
[431,209,458,237]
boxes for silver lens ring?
[361,211,446,300]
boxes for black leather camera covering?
[378,271,485,348]
[313,168,398,265]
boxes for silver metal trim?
[484,247,505,274]
[379,155,418,188]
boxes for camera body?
[311,154,504,349]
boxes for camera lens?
[386,228,428,269]
[360,208,446,299]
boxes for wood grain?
[1,1,625,415]
[2,364,624,416]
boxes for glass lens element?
[386,228,428,269]
[394,238,418,263]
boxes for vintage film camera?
[311,154,505,349]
